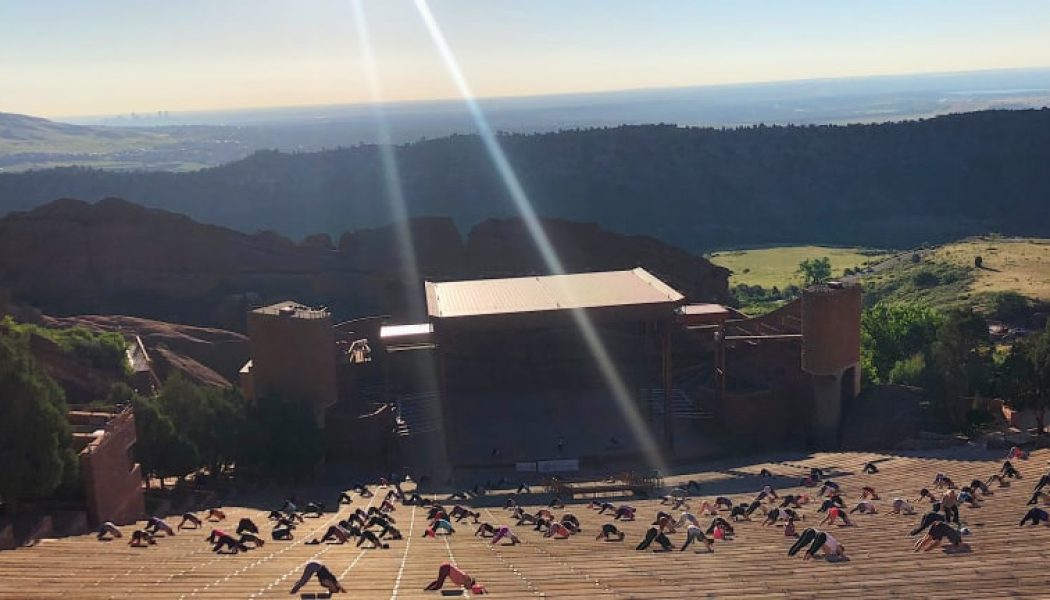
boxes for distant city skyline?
[3,0,1049,118]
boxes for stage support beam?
[661,320,674,451]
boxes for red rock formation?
[0,198,729,329]
[41,314,248,388]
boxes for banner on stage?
[537,459,579,473]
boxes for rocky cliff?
[0,198,729,330]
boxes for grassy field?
[930,237,1050,302]
[709,245,890,288]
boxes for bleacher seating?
[1,447,1047,598]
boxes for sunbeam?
[412,0,670,476]
[351,0,451,480]
[351,0,424,319]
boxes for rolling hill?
[1,109,1049,252]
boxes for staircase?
[392,391,442,436]
[640,387,713,420]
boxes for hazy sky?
[3,0,1050,118]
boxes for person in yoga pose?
[144,516,175,536]
[290,561,346,594]
[933,473,955,489]
[784,517,799,537]
[744,498,767,517]
[212,532,249,553]
[475,523,498,537]
[758,485,779,500]
[914,521,965,552]
[654,514,678,533]
[206,508,226,522]
[356,529,390,549]
[860,486,879,500]
[532,516,552,533]
[424,562,487,594]
[545,521,573,539]
[1008,446,1029,460]
[97,522,122,540]
[490,525,521,545]
[1033,472,1050,493]
[714,496,734,511]
[968,478,992,496]
[690,500,719,516]
[560,514,581,533]
[1002,460,1022,479]
[761,507,784,526]
[729,503,753,522]
[1027,489,1050,506]
[788,528,817,556]
[235,518,258,536]
[128,530,156,547]
[958,487,981,508]
[205,528,227,543]
[818,480,841,497]
[451,506,481,524]
[789,527,845,560]
[423,518,455,537]
[1019,507,1050,526]
[612,505,636,521]
[377,522,402,540]
[596,523,626,541]
[863,462,879,474]
[910,509,946,536]
[635,527,673,551]
[987,473,1011,488]
[819,506,854,527]
[272,515,299,532]
[849,500,877,515]
[680,524,714,552]
[779,494,807,509]
[817,494,846,513]
[271,525,294,540]
[302,502,325,517]
[891,498,916,515]
[803,530,846,561]
[177,512,202,530]
[676,511,701,529]
[238,532,265,548]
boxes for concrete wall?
[801,284,862,447]
[722,387,810,448]
[247,310,338,425]
[79,410,145,526]
[801,284,862,376]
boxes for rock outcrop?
[0,198,730,330]
[41,314,248,388]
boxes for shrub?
[887,353,926,386]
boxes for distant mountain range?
[2,67,1048,172]
[2,108,1049,252]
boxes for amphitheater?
[1,446,1046,600]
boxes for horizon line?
[46,64,1050,122]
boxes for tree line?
[1,109,1049,252]
[0,322,325,507]
[861,300,1050,434]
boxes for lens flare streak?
[412,0,670,475]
